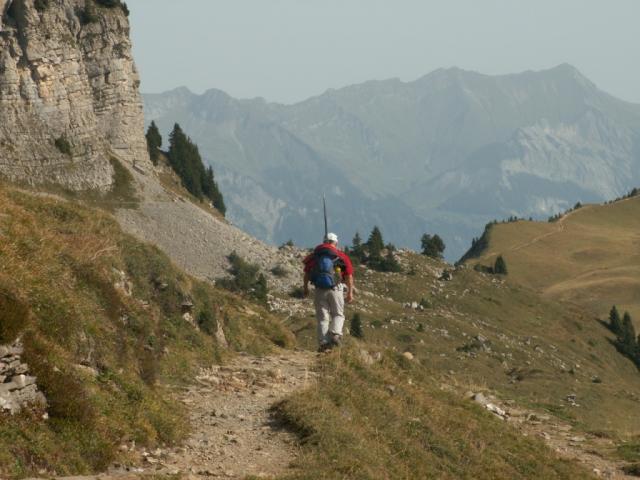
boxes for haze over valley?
[144,64,640,259]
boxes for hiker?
[303,232,354,352]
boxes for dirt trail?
[161,350,316,478]
[26,350,316,480]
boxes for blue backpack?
[311,249,340,289]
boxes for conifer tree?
[421,233,445,258]
[618,312,637,358]
[350,313,364,339]
[380,249,402,272]
[168,123,226,215]
[367,226,384,260]
[351,232,365,262]
[494,255,508,275]
[145,121,162,165]
[609,305,623,335]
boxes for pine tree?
[145,121,162,165]
[351,232,365,262]
[380,249,402,272]
[494,255,508,275]
[350,313,364,339]
[367,226,384,260]
[609,305,623,335]
[618,312,637,358]
[168,123,226,215]
[203,166,226,215]
[421,233,445,258]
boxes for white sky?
[127,0,640,104]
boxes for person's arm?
[303,271,310,297]
[345,274,354,303]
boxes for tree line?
[145,121,226,215]
[344,226,446,273]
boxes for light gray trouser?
[314,285,345,346]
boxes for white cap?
[325,232,338,243]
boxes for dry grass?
[0,182,292,478]
[285,248,640,472]
[464,196,640,320]
[274,345,592,479]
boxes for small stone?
[402,352,414,361]
[473,393,489,406]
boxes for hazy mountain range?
[143,64,640,260]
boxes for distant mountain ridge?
[143,65,640,259]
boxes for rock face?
[0,340,46,414]
[0,0,149,190]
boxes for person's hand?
[346,291,354,303]
[303,285,309,298]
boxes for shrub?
[350,313,364,339]
[271,265,289,278]
[54,136,72,156]
[34,0,49,12]
[196,308,216,335]
[220,252,268,303]
[0,288,29,343]
[79,3,99,24]
[290,286,305,299]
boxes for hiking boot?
[318,342,332,353]
[330,333,342,347]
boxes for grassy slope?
[0,182,292,478]
[287,253,640,436]
[277,247,640,478]
[0,178,598,479]
[462,196,640,320]
[276,345,590,480]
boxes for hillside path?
[160,350,316,478]
[27,350,316,480]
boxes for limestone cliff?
[0,0,149,190]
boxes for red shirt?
[303,243,354,279]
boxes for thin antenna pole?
[323,194,328,239]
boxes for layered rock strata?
[0,0,149,190]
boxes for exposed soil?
[161,350,316,479]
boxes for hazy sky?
[127,0,640,104]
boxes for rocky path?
[159,350,315,479]
[26,350,316,480]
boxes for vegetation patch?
[0,183,291,478]
[54,136,72,156]
[219,252,268,303]
[0,287,29,343]
[273,346,591,479]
